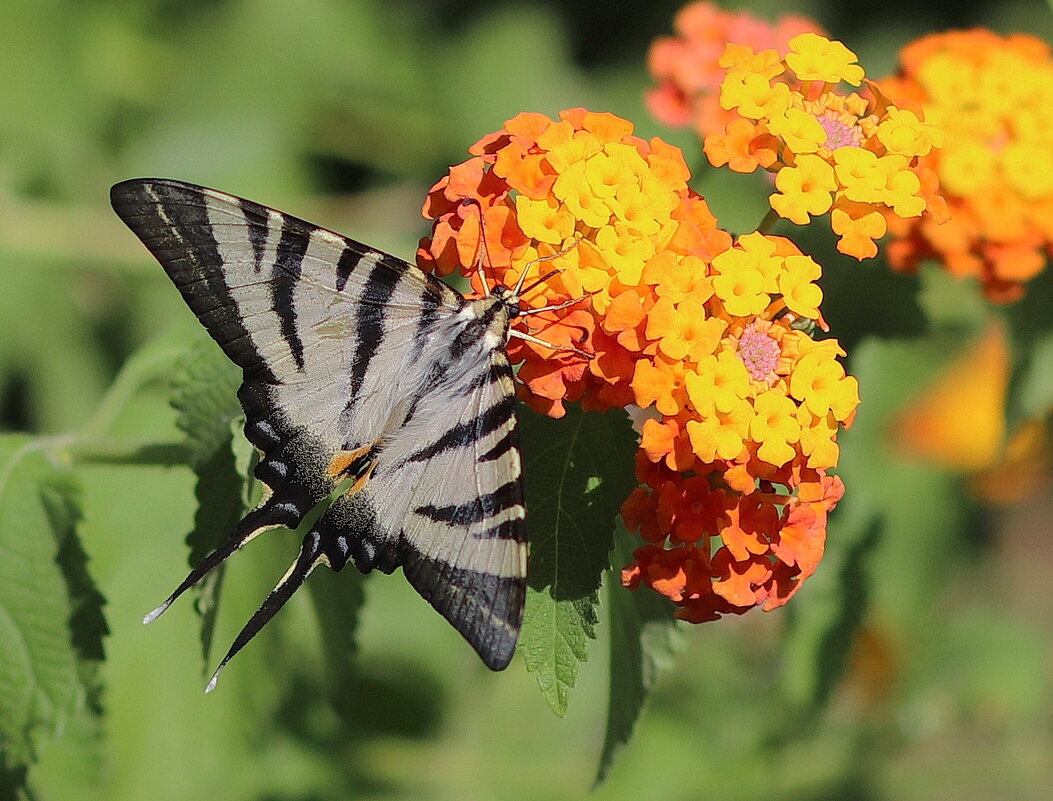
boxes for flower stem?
[52,339,192,467]
[63,439,191,465]
[756,208,780,235]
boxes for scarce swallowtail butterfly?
[112,178,575,689]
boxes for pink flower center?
[737,323,780,382]
[817,112,863,150]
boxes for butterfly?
[111,178,580,690]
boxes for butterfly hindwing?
[311,346,525,670]
[110,178,527,679]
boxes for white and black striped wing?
[317,345,526,670]
[110,178,526,682]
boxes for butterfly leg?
[510,283,595,360]
[509,328,592,360]
[204,530,325,693]
[520,293,595,316]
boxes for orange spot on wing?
[327,445,374,479]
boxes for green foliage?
[170,339,244,472]
[596,526,682,785]
[0,436,104,782]
[518,405,638,716]
[169,340,247,664]
[1017,330,1053,420]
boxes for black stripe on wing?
[347,255,404,400]
[415,481,521,529]
[401,543,525,671]
[271,218,309,372]
[404,394,517,465]
[111,179,279,383]
[335,244,362,292]
[478,428,518,462]
[240,198,268,273]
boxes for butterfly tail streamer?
[204,531,325,693]
[141,497,304,624]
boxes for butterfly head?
[459,199,591,360]
[488,274,593,360]
[491,283,526,319]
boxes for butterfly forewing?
[111,178,527,679]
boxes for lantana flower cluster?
[646,1,823,139]
[704,32,947,261]
[418,107,731,418]
[620,231,857,620]
[418,109,858,621]
[881,30,1053,302]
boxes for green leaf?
[0,435,105,782]
[1017,330,1053,421]
[168,341,247,666]
[595,524,681,785]
[517,404,637,716]
[47,482,108,677]
[170,339,243,471]
[306,567,366,705]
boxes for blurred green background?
[2,0,1053,799]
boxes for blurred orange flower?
[881,30,1053,302]
[893,320,1053,505]
[892,322,1008,470]
[646,1,824,139]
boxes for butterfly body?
[111,178,527,684]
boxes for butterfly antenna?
[512,236,584,297]
[517,268,561,299]
[204,531,324,693]
[142,505,280,625]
